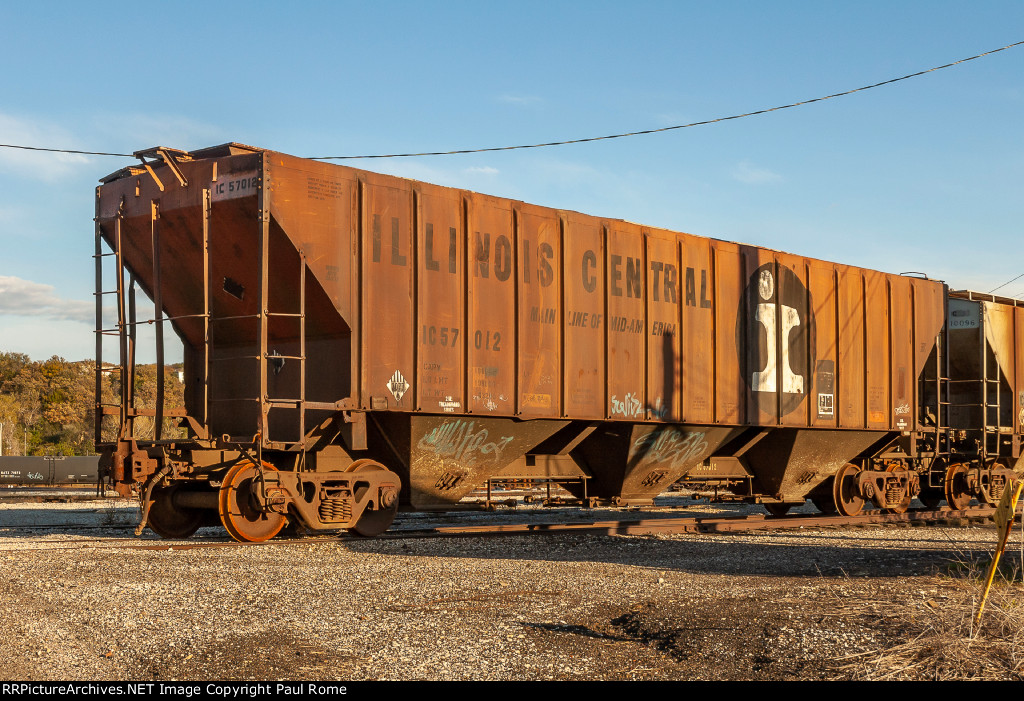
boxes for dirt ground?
[1,502,1022,681]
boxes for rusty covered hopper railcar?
[0,456,101,486]
[936,291,1024,507]
[93,144,1022,541]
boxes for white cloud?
[497,94,543,107]
[653,112,688,126]
[0,110,226,185]
[87,112,224,151]
[356,161,505,194]
[732,160,783,185]
[0,317,94,361]
[0,113,93,181]
[0,206,23,224]
[0,276,93,323]
[366,161,464,187]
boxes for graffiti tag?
[640,470,669,487]
[632,429,709,469]
[648,397,670,419]
[435,471,468,490]
[610,393,644,418]
[418,420,513,467]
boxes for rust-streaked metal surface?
[744,245,777,427]
[713,241,745,425]
[864,269,890,430]
[914,278,945,431]
[645,230,680,422]
[889,275,914,431]
[105,146,938,434]
[776,251,812,428]
[983,300,1017,432]
[562,212,605,418]
[405,415,569,508]
[516,202,561,419]
[94,143,977,536]
[417,182,465,416]
[1018,305,1024,439]
[467,192,515,416]
[739,428,883,502]
[679,233,714,423]
[947,291,1024,440]
[567,424,743,502]
[361,171,415,413]
[837,265,866,428]
[605,223,646,421]
[808,259,838,429]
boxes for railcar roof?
[97,144,961,287]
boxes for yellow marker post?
[975,479,1024,627]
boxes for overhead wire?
[0,39,1021,161]
[310,39,1024,159]
[990,272,1024,294]
[0,143,132,157]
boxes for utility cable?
[310,39,1024,159]
[0,39,1021,161]
[0,144,132,157]
[990,272,1024,294]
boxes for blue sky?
[0,1,1021,361]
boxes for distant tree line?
[0,351,185,456]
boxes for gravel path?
[0,499,1018,681]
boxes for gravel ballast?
[0,498,1020,681]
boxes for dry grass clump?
[834,552,1024,680]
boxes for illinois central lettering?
[609,255,643,298]
[424,223,457,273]
[371,215,406,265]
[370,227,712,313]
[474,232,513,281]
[577,249,710,310]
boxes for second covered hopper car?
[0,456,100,486]
[93,144,1023,541]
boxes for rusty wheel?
[833,463,865,517]
[346,460,399,537]
[979,459,1012,506]
[884,463,912,514]
[944,463,972,511]
[811,490,839,515]
[764,502,792,516]
[218,461,287,543]
[147,484,203,539]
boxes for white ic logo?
[742,264,815,414]
[751,270,804,395]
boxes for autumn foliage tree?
[0,351,184,456]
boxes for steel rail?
[0,505,1009,553]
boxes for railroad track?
[0,491,114,504]
[0,504,1006,553]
